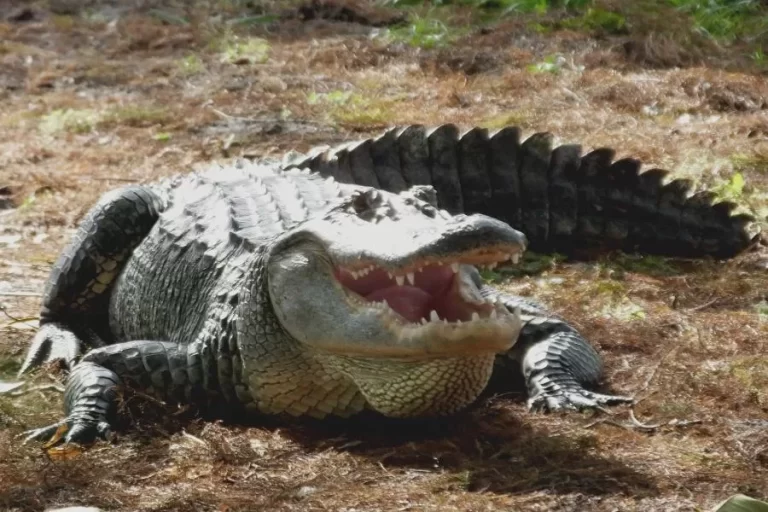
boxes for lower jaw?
[323,352,498,418]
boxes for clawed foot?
[528,387,634,413]
[22,417,113,446]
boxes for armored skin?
[19,124,753,445]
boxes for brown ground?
[1,1,767,511]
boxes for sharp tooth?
[514,306,522,318]
[421,317,428,325]
[450,262,459,273]
[395,275,405,286]
[456,319,462,325]
[350,270,359,279]
[471,311,480,321]
[406,272,415,285]
[490,309,498,319]
[387,272,393,279]
[512,253,520,264]
[488,262,497,270]
[502,253,511,261]
[430,310,440,322]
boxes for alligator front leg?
[24,340,203,445]
[476,274,633,412]
[515,318,633,412]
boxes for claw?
[22,417,113,447]
[21,422,65,445]
[527,388,634,414]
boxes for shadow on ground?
[0,395,657,510]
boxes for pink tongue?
[366,286,432,323]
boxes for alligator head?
[265,181,527,417]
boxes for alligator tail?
[286,124,755,259]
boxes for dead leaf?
[0,381,24,394]
[46,443,85,461]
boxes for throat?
[366,284,435,322]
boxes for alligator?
[18,124,755,445]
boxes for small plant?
[527,54,566,74]
[713,172,746,202]
[177,54,205,76]
[382,14,465,49]
[39,108,101,134]
[752,47,766,66]
[153,132,172,142]
[668,0,767,44]
[560,7,627,34]
[501,0,552,15]
[216,35,270,64]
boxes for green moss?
[307,90,397,128]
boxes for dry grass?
[1,1,767,510]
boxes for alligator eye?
[348,190,375,213]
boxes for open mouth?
[334,248,522,332]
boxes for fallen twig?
[8,384,65,396]
[0,305,39,323]
[628,409,663,430]
[584,408,703,432]
[0,291,42,298]
[79,176,140,183]
[686,298,720,312]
